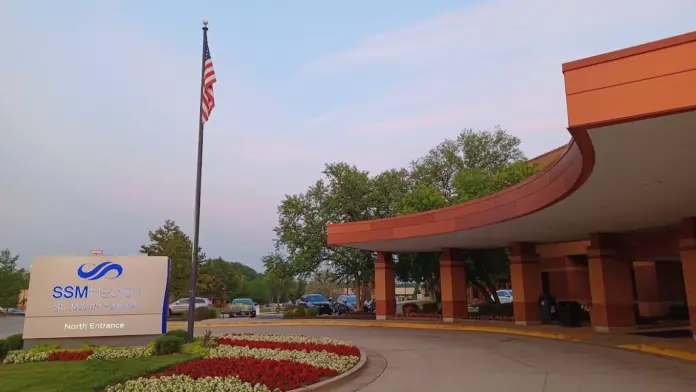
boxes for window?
[307,294,327,302]
[195,298,207,304]
[497,290,510,298]
[177,299,189,305]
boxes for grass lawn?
[0,355,195,392]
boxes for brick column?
[587,234,636,332]
[375,251,396,320]
[440,248,468,322]
[679,218,696,340]
[634,261,668,318]
[509,242,542,325]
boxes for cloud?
[300,0,696,158]
[0,2,303,269]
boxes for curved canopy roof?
[327,31,696,252]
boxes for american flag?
[201,35,217,124]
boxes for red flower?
[47,349,93,361]
[150,357,338,391]
[216,338,360,357]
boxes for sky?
[1,0,694,271]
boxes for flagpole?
[186,19,209,343]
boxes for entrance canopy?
[327,32,696,253]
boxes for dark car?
[334,294,357,315]
[297,294,334,315]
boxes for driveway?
[187,324,696,391]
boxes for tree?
[197,257,245,299]
[0,249,29,310]
[0,248,19,272]
[272,127,541,307]
[140,220,205,299]
[262,251,296,303]
[457,127,525,171]
[274,163,381,306]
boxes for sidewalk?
[169,317,696,362]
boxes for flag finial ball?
[203,20,208,26]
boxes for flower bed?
[3,346,153,364]
[106,333,361,392]
[2,333,361,391]
[149,357,337,391]
[395,313,441,319]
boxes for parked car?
[492,289,514,304]
[364,299,375,313]
[297,293,333,315]
[337,295,358,310]
[225,298,257,318]
[0,307,24,316]
[169,297,212,316]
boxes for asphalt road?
[0,316,23,338]
[190,324,696,392]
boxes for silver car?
[169,297,212,315]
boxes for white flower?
[208,345,359,373]
[87,346,153,360]
[2,350,49,364]
[104,375,275,392]
[218,333,354,347]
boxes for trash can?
[538,296,553,323]
[556,301,582,327]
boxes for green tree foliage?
[262,251,297,303]
[140,220,206,299]
[0,249,29,309]
[272,127,541,305]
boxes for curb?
[616,344,696,362]
[287,347,367,392]
[170,320,696,363]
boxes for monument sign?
[23,256,170,347]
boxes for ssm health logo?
[77,261,123,281]
[52,261,128,299]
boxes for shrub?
[165,329,188,340]
[0,339,8,358]
[402,303,421,314]
[28,343,60,353]
[5,334,22,351]
[294,306,307,317]
[421,302,439,314]
[181,342,209,358]
[476,303,514,317]
[207,307,219,319]
[283,310,295,319]
[182,307,218,322]
[306,308,319,318]
[154,335,184,355]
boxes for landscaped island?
[0,331,362,392]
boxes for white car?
[492,289,513,304]
[168,297,212,315]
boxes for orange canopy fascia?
[327,31,696,251]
